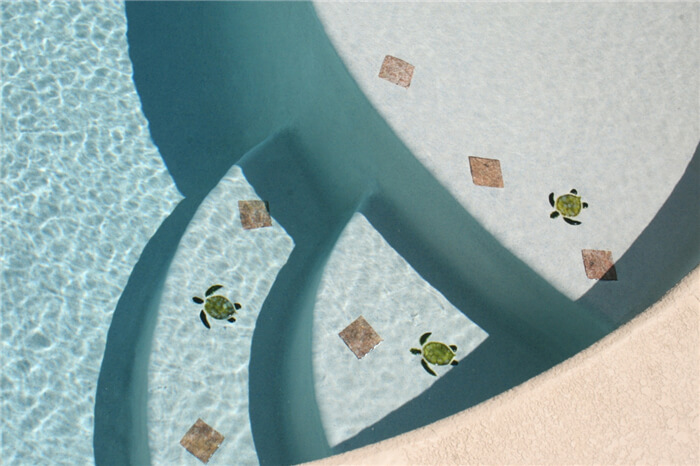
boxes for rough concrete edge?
[310,265,700,465]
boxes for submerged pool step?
[312,212,488,447]
[147,164,294,465]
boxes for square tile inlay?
[469,156,504,188]
[339,316,383,359]
[238,200,272,230]
[180,418,224,464]
[582,249,618,280]
[378,55,415,88]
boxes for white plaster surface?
[147,165,294,465]
[313,213,488,446]
[311,265,700,465]
[313,1,698,302]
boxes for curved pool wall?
[2,1,182,464]
[89,1,700,465]
[90,1,695,465]
[97,2,598,464]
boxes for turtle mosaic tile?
[549,189,588,225]
[468,156,504,188]
[410,331,460,377]
[582,249,618,281]
[238,200,272,230]
[191,284,242,329]
[378,55,415,88]
[339,315,383,359]
[180,418,224,464]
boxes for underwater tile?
[339,316,383,359]
[468,156,504,188]
[180,418,224,464]
[582,249,618,280]
[378,55,415,88]
[238,200,272,230]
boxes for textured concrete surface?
[311,266,699,465]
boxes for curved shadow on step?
[94,196,198,466]
[241,131,365,465]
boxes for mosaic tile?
[180,418,224,464]
[581,249,618,280]
[468,156,504,188]
[339,316,382,359]
[549,189,588,225]
[410,331,459,377]
[238,200,272,230]
[378,55,415,88]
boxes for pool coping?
[310,265,699,465]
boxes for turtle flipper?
[449,344,457,352]
[192,296,204,304]
[199,310,211,329]
[582,202,588,208]
[563,217,581,226]
[419,332,432,345]
[550,211,559,219]
[410,348,422,355]
[234,303,242,310]
[548,193,555,207]
[421,359,437,376]
[451,359,459,366]
[205,284,223,297]
[227,316,236,323]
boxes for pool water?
[2,1,181,464]
[3,1,698,465]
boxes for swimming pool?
[3,1,698,465]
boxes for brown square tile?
[469,157,504,188]
[378,55,415,88]
[180,418,224,464]
[339,316,383,359]
[582,249,618,280]
[238,200,272,230]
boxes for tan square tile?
[180,418,224,464]
[339,316,382,359]
[378,55,415,88]
[238,200,272,230]
[582,249,618,280]
[469,157,504,188]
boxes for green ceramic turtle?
[192,284,241,329]
[549,189,588,225]
[410,332,459,376]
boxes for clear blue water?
[3,1,698,465]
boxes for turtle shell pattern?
[555,193,583,217]
[205,295,235,320]
[422,341,457,366]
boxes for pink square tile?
[378,55,415,88]
[469,156,504,188]
[339,316,382,359]
[238,200,272,230]
[582,249,618,280]
[180,418,224,463]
